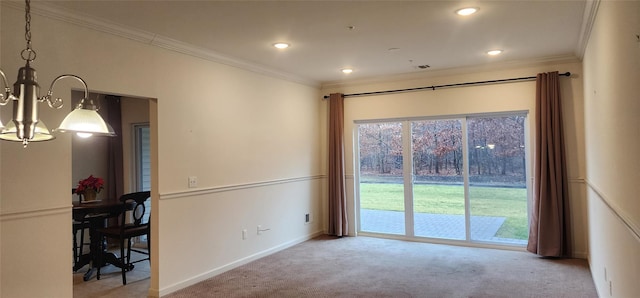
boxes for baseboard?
[158,230,324,296]
[148,288,160,298]
[572,251,588,259]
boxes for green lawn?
[359,183,529,239]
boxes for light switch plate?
[188,176,197,188]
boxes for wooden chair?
[72,189,91,270]
[96,191,151,285]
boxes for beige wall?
[0,2,3,291]
[0,4,323,297]
[582,1,640,297]
[153,47,323,294]
[321,60,588,256]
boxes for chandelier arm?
[0,69,16,105]
[41,74,90,109]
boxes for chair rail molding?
[160,175,326,200]
[586,178,640,242]
[0,205,70,222]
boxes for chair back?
[119,191,151,228]
[72,188,84,204]
[71,188,87,222]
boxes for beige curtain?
[328,93,348,236]
[527,71,571,257]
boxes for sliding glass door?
[412,119,465,240]
[467,116,528,245]
[358,114,529,246]
[358,122,405,235]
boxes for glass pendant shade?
[56,107,116,136]
[0,120,55,142]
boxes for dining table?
[72,200,133,281]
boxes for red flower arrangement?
[75,175,104,195]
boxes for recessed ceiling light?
[487,49,503,56]
[456,7,478,16]
[273,43,290,49]
[341,68,353,74]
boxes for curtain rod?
[322,71,571,99]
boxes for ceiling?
[36,0,588,85]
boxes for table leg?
[73,253,91,272]
[101,251,135,271]
[83,268,96,281]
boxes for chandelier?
[0,0,115,147]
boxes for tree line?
[358,116,526,180]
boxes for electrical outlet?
[188,176,197,188]
[257,225,270,235]
[305,213,313,224]
[242,229,247,240]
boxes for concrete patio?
[360,209,527,246]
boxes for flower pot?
[84,189,97,202]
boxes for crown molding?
[147,34,320,87]
[575,0,601,59]
[4,1,591,90]
[2,1,320,88]
[321,54,581,90]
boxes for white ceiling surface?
[39,0,588,85]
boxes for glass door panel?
[358,123,405,235]
[411,119,465,240]
[467,116,528,245]
[134,124,151,243]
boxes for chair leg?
[127,238,133,266]
[79,226,86,259]
[96,234,102,280]
[73,228,78,268]
[121,238,127,285]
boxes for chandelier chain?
[22,0,36,62]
